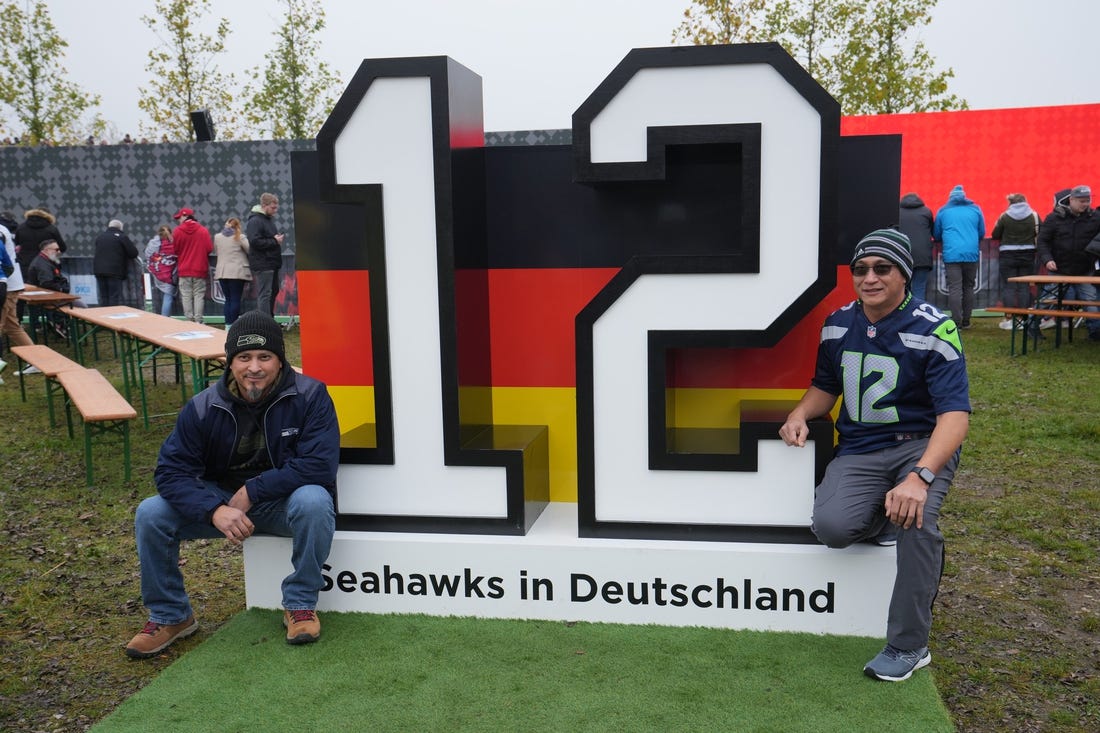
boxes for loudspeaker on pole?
[190,109,216,142]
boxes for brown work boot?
[283,609,321,645]
[125,616,198,659]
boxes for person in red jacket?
[171,207,213,324]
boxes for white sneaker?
[1039,317,1056,330]
[0,358,7,374]
[16,365,42,376]
[998,320,1013,330]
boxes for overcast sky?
[43,0,1100,139]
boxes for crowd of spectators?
[899,184,1100,339]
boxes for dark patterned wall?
[0,139,315,256]
[0,134,569,313]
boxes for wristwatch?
[912,466,936,486]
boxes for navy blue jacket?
[154,366,341,523]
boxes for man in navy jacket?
[126,311,340,658]
[92,219,138,306]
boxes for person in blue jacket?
[125,311,340,659]
[933,185,985,328]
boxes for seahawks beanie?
[225,310,285,364]
[851,228,914,282]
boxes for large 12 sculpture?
[245,44,901,634]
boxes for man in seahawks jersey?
[779,228,971,682]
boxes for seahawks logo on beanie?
[236,333,268,349]
[224,311,285,363]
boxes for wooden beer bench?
[56,368,138,487]
[988,307,1100,355]
[10,344,84,426]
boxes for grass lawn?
[1,315,1097,732]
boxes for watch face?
[917,467,935,484]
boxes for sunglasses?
[850,263,896,277]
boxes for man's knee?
[810,510,864,549]
[286,485,335,523]
[135,495,170,528]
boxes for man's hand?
[778,387,838,448]
[1045,260,1058,272]
[778,417,810,447]
[212,504,254,545]
[884,474,928,530]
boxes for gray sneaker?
[863,644,931,681]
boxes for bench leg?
[83,422,94,487]
[79,418,133,486]
[123,420,131,482]
[63,390,75,440]
[15,355,27,402]
[45,377,65,429]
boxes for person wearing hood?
[1036,185,1100,341]
[245,193,285,317]
[14,207,66,323]
[933,185,985,328]
[990,193,1040,329]
[898,193,935,299]
[171,207,214,324]
[92,219,139,307]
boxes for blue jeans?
[153,280,176,316]
[135,481,335,625]
[220,278,246,325]
[909,268,931,300]
[1064,282,1100,336]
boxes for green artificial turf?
[93,609,952,732]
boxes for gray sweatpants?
[811,438,959,651]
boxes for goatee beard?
[245,386,264,402]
